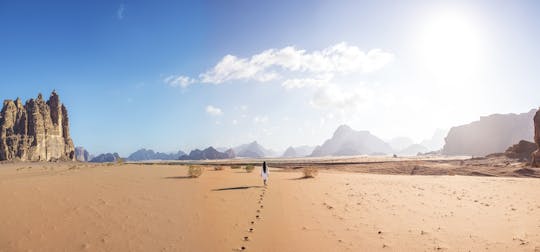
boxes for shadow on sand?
[212,186,264,191]
[163,176,193,179]
[288,177,310,180]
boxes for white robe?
[261,166,269,180]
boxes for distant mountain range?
[127,149,186,161]
[179,147,235,160]
[442,109,536,156]
[80,108,537,160]
[90,153,121,163]
[234,141,277,158]
[310,125,393,157]
[282,145,315,158]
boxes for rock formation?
[234,141,276,158]
[442,109,535,156]
[310,125,393,157]
[398,144,429,156]
[282,145,315,158]
[178,147,235,160]
[282,146,297,158]
[532,109,540,167]
[127,148,186,161]
[75,146,90,162]
[90,153,121,163]
[0,91,75,161]
[503,140,537,162]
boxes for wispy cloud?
[205,105,223,116]
[164,75,196,88]
[117,4,125,20]
[167,42,394,88]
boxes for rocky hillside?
[127,148,186,161]
[310,125,393,157]
[178,147,235,160]
[0,91,75,161]
[442,109,536,156]
[75,146,90,162]
[234,141,275,158]
[282,145,315,158]
[90,153,121,163]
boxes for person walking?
[261,161,269,186]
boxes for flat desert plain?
[0,161,539,251]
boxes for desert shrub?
[302,167,318,178]
[230,165,241,169]
[214,166,224,171]
[188,165,203,178]
[116,158,125,165]
[245,165,255,173]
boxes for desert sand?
[0,161,539,251]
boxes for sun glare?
[418,11,484,80]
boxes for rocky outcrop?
[282,147,297,157]
[532,109,540,167]
[442,109,535,156]
[75,146,90,162]
[282,145,315,158]
[127,148,186,161]
[234,141,275,158]
[90,153,120,163]
[504,140,536,162]
[398,144,429,156]
[310,125,393,157]
[0,91,75,161]
[178,147,235,160]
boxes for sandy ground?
[0,162,539,251]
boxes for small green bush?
[188,165,203,178]
[230,165,241,169]
[245,165,255,173]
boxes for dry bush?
[245,165,255,173]
[302,167,319,178]
[188,165,203,178]
[230,165,241,169]
[68,165,79,170]
[116,158,125,165]
[214,166,225,171]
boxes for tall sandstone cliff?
[0,91,75,161]
[532,108,540,167]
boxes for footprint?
[240,246,246,250]
[256,210,260,213]
[249,228,254,232]
[243,236,250,241]
[256,215,260,219]
[260,205,264,208]
[251,221,255,225]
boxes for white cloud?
[205,105,223,116]
[167,42,394,87]
[164,75,196,88]
[232,119,238,125]
[281,74,333,89]
[310,84,372,111]
[117,4,125,20]
[253,115,269,124]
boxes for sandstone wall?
[0,91,75,161]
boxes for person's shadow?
[212,186,264,191]
[163,176,192,179]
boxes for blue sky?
[1,0,539,156]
